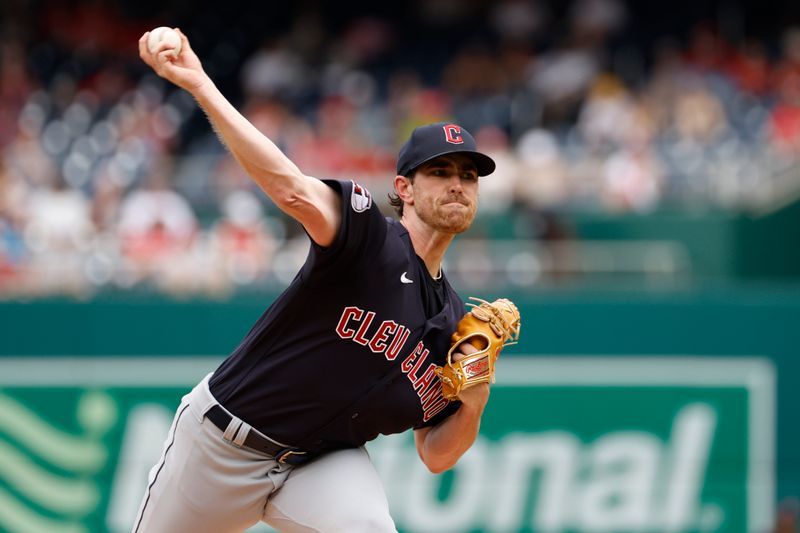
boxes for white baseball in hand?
[147,27,182,57]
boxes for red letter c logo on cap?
[443,124,463,144]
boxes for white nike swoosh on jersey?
[400,272,414,284]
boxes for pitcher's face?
[409,154,479,234]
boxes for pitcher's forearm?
[417,400,485,473]
[191,79,305,199]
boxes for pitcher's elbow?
[422,456,455,474]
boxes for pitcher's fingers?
[139,32,152,62]
[452,339,479,362]
[459,340,480,355]
[156,48,178,65]
[175,28,192,53]
[153,39,179,57]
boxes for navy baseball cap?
[396,122,496,177]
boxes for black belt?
[205,405,311,465]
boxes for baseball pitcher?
[134,28,520,533]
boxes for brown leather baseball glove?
[436,297,521,400]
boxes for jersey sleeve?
[413,400,461,430]
[304,179,387,275]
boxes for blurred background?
[0,0,798,532]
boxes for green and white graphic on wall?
[0,356,774,533]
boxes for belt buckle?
[276,448,307,464]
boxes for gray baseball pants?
[132,374,397,533]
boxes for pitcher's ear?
[394,175,413,203]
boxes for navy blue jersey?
[209,179,465,454]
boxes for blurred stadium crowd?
[1,0,800,297]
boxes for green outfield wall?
[0,286,797,533]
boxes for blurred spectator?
[292,94,394,179]
[602,142,664,212]
[388,71,453,145]
[642,39,693,133]
[0,216,24,287]
[585,78,664,212]
[683,24,731,74]
[242,37,311,103]
[675,86,728,144]
[489,0,550,45]
[3,113,58,189]
[0,156,28,290]
[40,0,144,57]
[338,69,394,152]
[473,126,518,214]
[515,128,571,209]
[768,27,800,154]
[208,190,279,288]
[333,16,395,68]
[117,164,198,289]
[577,72,636,150]
[443,44,512,132]
[726,39,771,97]
[528,41,601,127]
[569,0,627,45]
[24,176,95,295]
[0,38,35,146]
[768,100,800,154]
